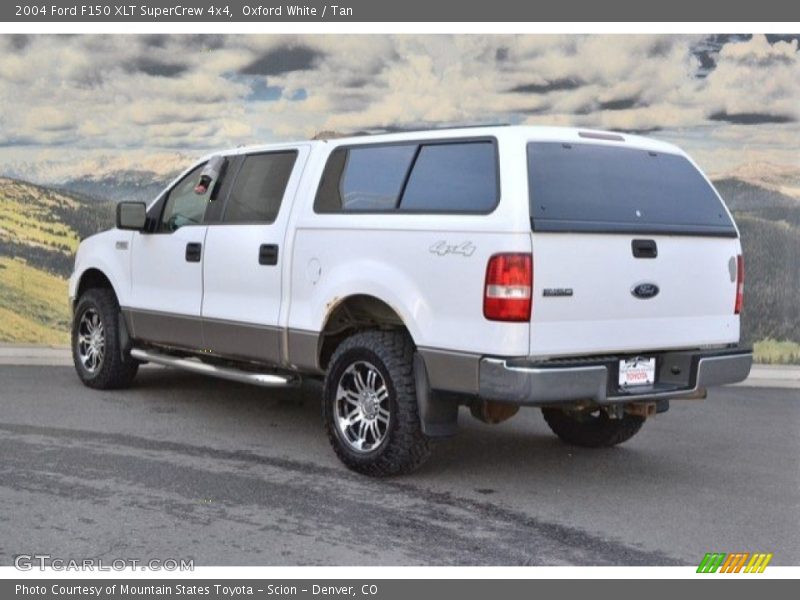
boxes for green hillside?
[0,256,70,345]
[0,177,112,344]
[713,178,797,211]
[735,214,800,347]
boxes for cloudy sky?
[0,33,798,184]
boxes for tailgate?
[526,139,741,358]
[529,232,740,357]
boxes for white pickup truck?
[69,125,752,476]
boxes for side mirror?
[194,155,226,196]
[116,201,147,231]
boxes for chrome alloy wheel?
[334,360,391,453]
[77,308,105,374]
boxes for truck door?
[127,161,222,349]
[201,147,308,364]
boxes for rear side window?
[223,151,297,223]
[340,145,416,211]
[399,142,497,212]
[527,142,736,236]
[314,139,498,213]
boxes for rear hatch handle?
[632,239,657,259]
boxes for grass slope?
[753,339,800,365]
[0,256,69,345]
[0,177,113,278]
[0,177,109,345]
[735,214,800,348]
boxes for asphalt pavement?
[0,363,798,566]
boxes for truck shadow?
[128,366,683,483]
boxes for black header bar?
[3,0,799,23]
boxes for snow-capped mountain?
[0,152,192,203]
[58,171,175,204]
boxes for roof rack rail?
[311,122,510,140]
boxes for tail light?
[734,254,744,315]
[484,253,532,322]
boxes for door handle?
[259,244,279,266]
[185,242,202,263]
[631,239,657,259]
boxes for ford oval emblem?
[632,283,660,299]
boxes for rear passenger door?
[201,147,307,364]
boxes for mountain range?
[0,153,188,205]
[57,172,172,205]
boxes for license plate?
[618,357,656,387]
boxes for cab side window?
[223,151,297,223]
[160,164,213,232]
[339,145,416,211]
[315,145,416,212]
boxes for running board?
[130,348,299,388]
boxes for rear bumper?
[478,348,752,406]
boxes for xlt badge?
[543,288,573,297]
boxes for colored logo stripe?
[697,552,773,573]
[744,553,773,573]
[697,553,726,573]
[720,553,749,573]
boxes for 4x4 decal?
[429,240,476,257]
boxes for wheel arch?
[74,267,119,307]
[317,294,413,370]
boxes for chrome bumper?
[478,349,753,406]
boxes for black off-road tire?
[323,331,431,476]
[72,288,138,389]
[541,407,645,448]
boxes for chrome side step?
[130,348,299,388]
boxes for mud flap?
[414,353,459,437]
[118,312,134,361]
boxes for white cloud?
[703,35,799,119]
[0,34,797,182]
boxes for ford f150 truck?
[69,125,752,476]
